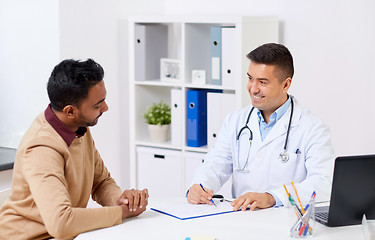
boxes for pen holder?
[288,198,315,238]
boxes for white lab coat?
[190,97,335,205]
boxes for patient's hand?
[116,188,149,219]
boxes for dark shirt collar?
[44,104,87,146]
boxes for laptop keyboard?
[316,211,329,221]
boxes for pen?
[291,181,305,214]
[212,194,233,203]
[301,192,316,236]
[303,221,310,236]
[284,184,313,235]
[298,208,311,236]
[285,185,304,233]
[283,185,302,217]
[304,191,316,212]
[291,206,312,234]
[199,184,217,207]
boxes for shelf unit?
[128,16,279,197]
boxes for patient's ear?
[62,105,77,119]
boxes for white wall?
[59,0,124,188]
[282,0,375,156]
[0,0,59,191]
[0,0,59,148]
[58,0,166,189]
[164,0,375,156]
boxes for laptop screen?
[325,154,375,227]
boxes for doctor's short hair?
[47,58,104,112]
[247,43,294,81]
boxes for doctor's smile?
[251,94,265,104]
[252,94,264,100]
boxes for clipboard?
[151,201,240,220]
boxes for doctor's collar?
[256,97,291,124]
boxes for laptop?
[315,154,375,227]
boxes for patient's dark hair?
[47,59,104,111]
[247,43,294,81]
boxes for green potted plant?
[143,101,171,142]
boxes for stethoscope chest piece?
[279,151,290,163]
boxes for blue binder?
[210,26,222,85]
[186,89,221,147]
[187,90,207,147]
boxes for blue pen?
[199,184,217,207]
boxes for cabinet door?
[137,146,183,198]
[184,152,205,191]
[184,151,233,198]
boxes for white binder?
[221,27,236,89]
[207,92,236,150]
[134,24,146,81]
[171,89,182,146]
[134,24,168,81]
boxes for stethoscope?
[235,97,294,172]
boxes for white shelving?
[128,16,279,197]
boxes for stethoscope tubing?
[283,97,294,152]
[236,96,294,171]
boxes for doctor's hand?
[116,188,149,219]
[187,184,214,205]
[232,192,276,211]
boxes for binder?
[186,90,208,147]
[207,92,236,150]
[186,89,221,147]
[134,24,145,81]
[134,24,168,81]
[210,26,222,85]
[171,89,182,146]
[221,27,236,89]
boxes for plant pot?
[148,124,170,143]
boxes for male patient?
[0,59,148,239]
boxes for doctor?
[187,43,335,211]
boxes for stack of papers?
[151,201,236,220]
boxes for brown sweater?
[0,109,123,239]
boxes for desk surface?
[76,199,363,240]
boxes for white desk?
[76,199,364,240]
